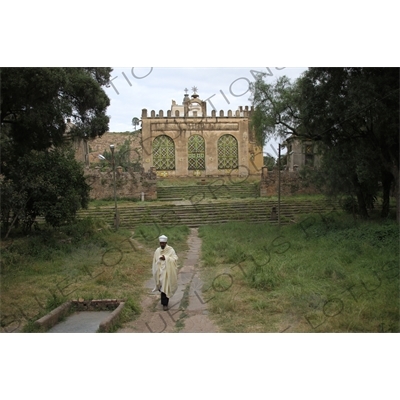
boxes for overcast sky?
[104,67,308,156]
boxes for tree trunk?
[353,177,369,219]
[381,169,394,218]
[4,213,19,239]
[356,191,369,219]
[392,165,400,224]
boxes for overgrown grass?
[132,224,190,257]
[198,214,399,332]
[0,218,155,332]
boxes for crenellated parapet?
[141,105,254,119]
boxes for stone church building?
[69,89,319,178]
[141,90,264,178]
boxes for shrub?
[340,196,359,214]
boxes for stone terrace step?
[157,183,259,201]
[78,199,338,228]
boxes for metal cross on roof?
[184,88,188,94]
[192,86,198,95]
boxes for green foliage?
[299,141,380,217]
[1,67,112,154]
[323,220,399,249]
[45,292,66,312]
[340,196,359,214]
[0,218,109,274]
[250,75,304,146]
[1,67,113,234]
[60,217,110,243]
[299,68,399,219]
[1,147,90,233]
[263,153,275,170]
[246,261,283,291]
[118,297,141,324]
[252,68,399,220]
[21,292,68,332]
[131,117,140,131]
[0,217,157,333]
[101,138,142,172]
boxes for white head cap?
[159,235,168,243]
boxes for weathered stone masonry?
[84,167,157,201]
[141,92,264,178]
[260,167,319,196]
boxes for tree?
[299,68,399,221]
[1,67,112,234]
[132,117,140,133]
[250,75,307,147]
[251,68,400,221]
[1,148,90,236]
[300,139,381,218]
[1,67,112,156]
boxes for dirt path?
[117,228,219,333]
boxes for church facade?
[141,90,263,178]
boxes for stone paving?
[47,311,112,333]
[117,227,219,333]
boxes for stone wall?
[87,132,141,165]
[85,167,157,201]
[260,167,320,196]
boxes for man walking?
[152,235,178,311]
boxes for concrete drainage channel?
[34,299,125,333]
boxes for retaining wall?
[260,167,320,196]
[85,167,157,201]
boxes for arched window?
[218,134,238,169]
[152,135,175,170]
[188,135,205,170]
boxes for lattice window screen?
[218,134,238,169]
[188,135,205,170]
[152,135,175,170]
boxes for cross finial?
[184,88,188,94]
[192,86,198,95]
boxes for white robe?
[152,244,178,299]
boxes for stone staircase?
[77,198,338,228]
[157,182,260,201]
